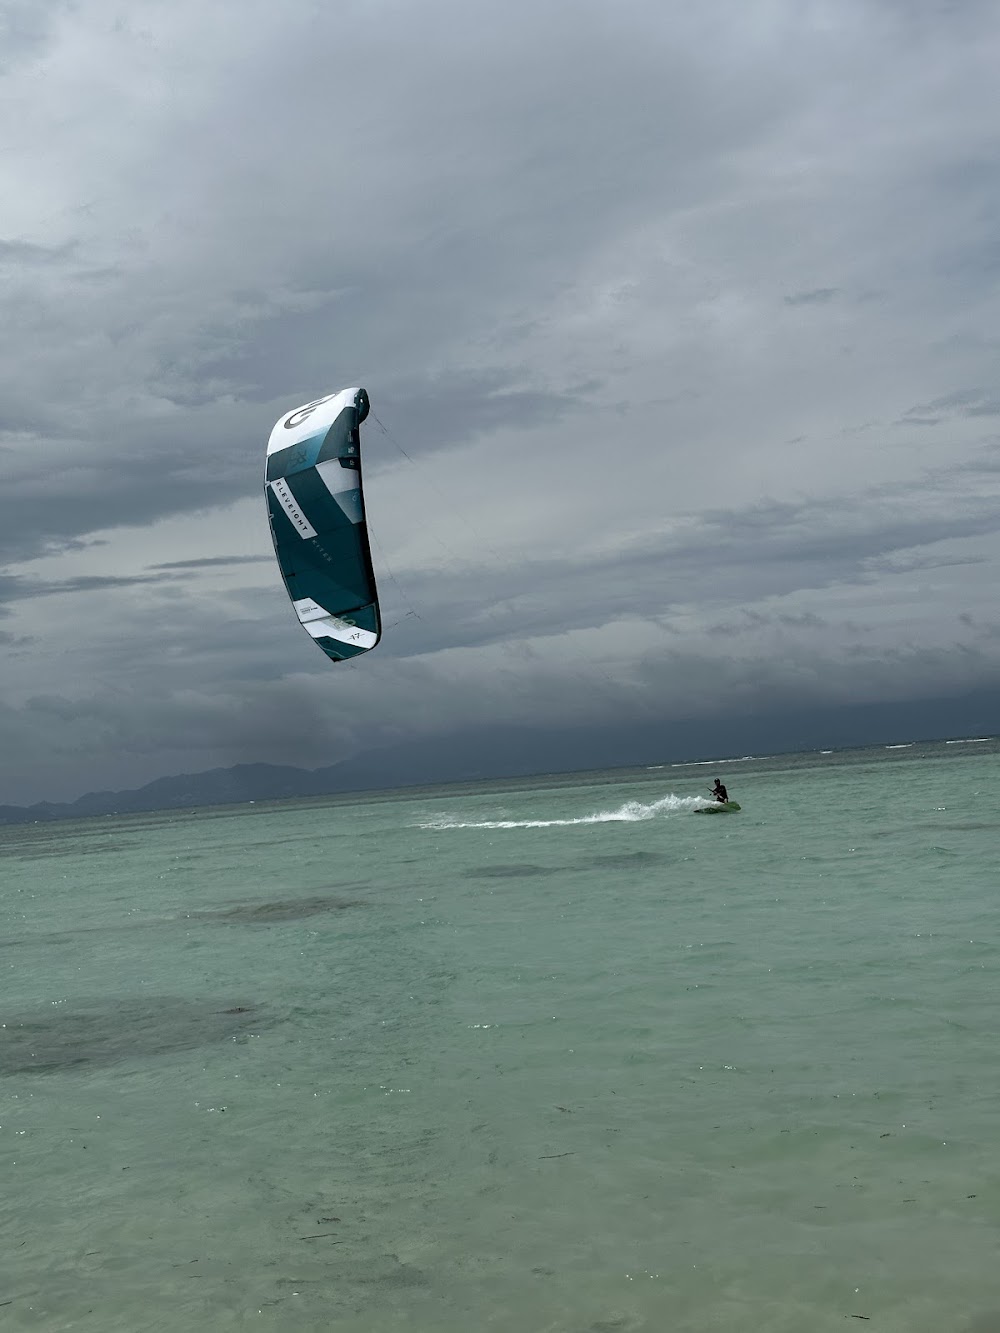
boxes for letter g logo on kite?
[284,393,337,430]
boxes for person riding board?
[710,778,729,804]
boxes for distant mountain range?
[0,762,350,826]
[5,721,557,823]
[0,724,568,826]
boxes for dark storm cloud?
[866,552,988,575]
[0,0,68,71]
[903,388,1000,420]
[0,571,184,605]
[370,371,602,458]
[705,609,837,639]
[0,238,76,265]
[0,417,254,566]
[149,555,272,571]
[783,288,839,306]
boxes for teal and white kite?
[265,387,381,662]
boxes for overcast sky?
[2,0,999,803]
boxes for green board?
[693,801,741,815]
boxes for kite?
[264,387,381,662]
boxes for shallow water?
[2,740,999,1330]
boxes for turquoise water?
[2,740,999,1331]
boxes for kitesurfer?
[710,779,729,804]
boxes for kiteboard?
[693,802,741,815]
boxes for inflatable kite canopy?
[264,387,381,663]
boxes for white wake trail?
[414,793,703,830]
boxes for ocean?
[2,738,999,1332]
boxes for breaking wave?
[414,793,702,831]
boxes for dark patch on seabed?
[463,863,563,879]
[264,1256,429,1315]
[965,1314,1000,1333]
[0,997,264,1075]
[0,892,369,951]
[584,850,669,868]
[934,821,1000,832]
[873,821,1000,836]
[344,1256,430,1288]
[0,837,126,860]
[0,925,130,950]
[187,891,368,924]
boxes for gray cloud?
[2,0,1000,802]
[0,572,185,604]
[905,389,1000,419]
[149,556,272,571]
[0,238,76,265]
[359,445,1000,666]
[784,288,838,306]
[0,0,69,72]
